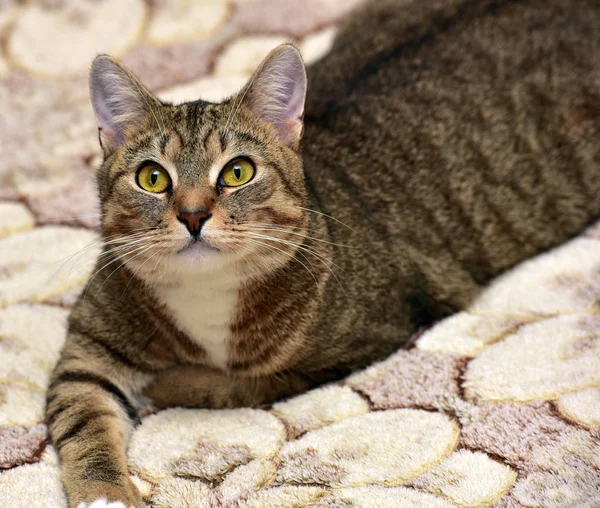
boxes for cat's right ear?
[89,55,158,155]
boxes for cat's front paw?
[70,480,141,508]
[77,500,133,508]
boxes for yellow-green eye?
[219,157,255,187]
[136,163,171,193]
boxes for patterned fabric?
[0,1,599,506]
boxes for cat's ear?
[89,55,159,154]
[239,44,307,149]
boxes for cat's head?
[90,45,309,280]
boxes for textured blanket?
[1,1,599,506]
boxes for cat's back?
[306,0,600,124]
[294,0,600,368]
[303,0,600,282]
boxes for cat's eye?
[136,163,171,193]
[219,157,256,187]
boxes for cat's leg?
[45,339,149,508]
[144,365,312,409]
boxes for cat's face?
[91,46,308,279]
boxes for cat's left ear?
[239,44,307,149]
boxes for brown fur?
[47,0,600,505]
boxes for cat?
[46,0,600,506]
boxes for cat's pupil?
[150,170,158,185]
[234,164,241,180]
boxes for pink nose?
[177,208,211,237]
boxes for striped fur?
[47,0,600,505]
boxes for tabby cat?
[46,0,600,505]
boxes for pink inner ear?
[98,126,120,150]
[243,45,307,147]
[93,86,128,147]
[283,116,303,146]
[89,56,151,152]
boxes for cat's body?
[46,0,600,506]
[299,0,600,370]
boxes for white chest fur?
[155,271,241,370]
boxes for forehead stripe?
[202,128,215,152]
[159,132,171,156]
[219,133,228,153]
[126,134,154,155]
[233,130,265,147]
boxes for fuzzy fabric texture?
[1,1,599,506]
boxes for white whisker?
[242,230,346,295]
[242,222,355,249]
[245,237,319,284]
[91,244,155,302]
[294,205,356,232]
[83,239,158,300]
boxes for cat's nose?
[177,207,211,238]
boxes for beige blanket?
[1,1,599,506]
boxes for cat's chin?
[176,240,221,263]
[168,240,243,273]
